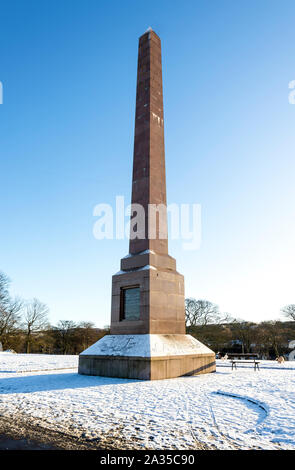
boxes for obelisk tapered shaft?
[111,29,185,336]
[129,29,168,256]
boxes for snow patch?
[115,265,157,275]
[80,334,213,357]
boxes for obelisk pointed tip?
[140,27,161,41]
[139,27,153,38]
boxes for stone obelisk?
[78,29,216,380]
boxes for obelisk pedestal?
[78,29,216,380]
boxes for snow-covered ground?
[0,353,78,372]
[0,353,294,450]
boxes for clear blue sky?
[0,0,294,327]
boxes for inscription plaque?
[121,286,140,321]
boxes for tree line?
[0,271,108,354]
[185,298,295,359]
[1,270,294,358]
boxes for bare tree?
[185,298,231,327]
[258,321,289,358]
[0,271,23,349]
[281,304,295,321]
[23,298,49,353]
[78,321,96,350]
[0,297,23,349]
[55,320,77,354]
[230,320,259,354]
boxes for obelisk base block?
[78,334,216,380]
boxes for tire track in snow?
[204,392,239,449]
[211,391,281,450]
[180,378,237,449]
[181,379,211,448]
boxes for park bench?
[231,360,260,371]
[227,353,259,360]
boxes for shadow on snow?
[0,373,139,394]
